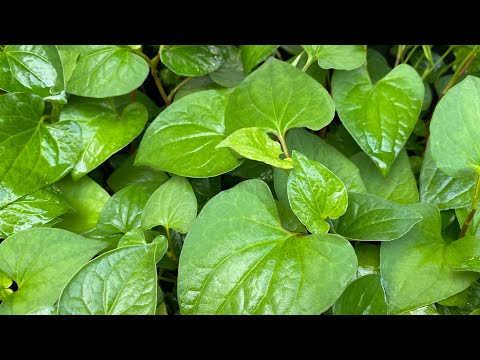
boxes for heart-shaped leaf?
[332,274,387,315]
[350,150,419,204]
[160,45,225,76]
[287,151,348,233]
[54,175,110,234]
[0,186,70,238]
[420,145,475,210]
[331,192,422,241]
[274,129,366,206]
[430,75,480,176]
[59,96,148,180]
[332,64,424,175]
[225,58,335,137]
[0,228,106,314]
[96,184,148,235]
[381,203,480,314]
[240,45,279,74]
[0,93,82,208]
[66,45,149,98]
[142,176,198,234]
[302,45,366,70]
[58,244,161,315]
[0,45,65,101]
[217,127,293,169]
[178,179,357,314]
[136,89,243,177]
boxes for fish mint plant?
[1,44,480,315]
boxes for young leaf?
[0,186,70,238]
[66,45,149,98]
[217,127,293,169]
[302,45,366,70]
[273,129,366,205]
[332,274,387,315]
[210,45,245,87]
[118,228,146,248]
[0,45,65,101]
[60,96,148,180]
[225,58,335,137]
[429,76,480,176]
[96,184,148,235]
[141,176,198,234]
[178,179,357,314]
[287,151,348,234]
[0,93,82,208]
[420,146,475,210]
[58,244,160,315]
[107,154,170,195]
[332,64,424,176]
[0,228,106,314]
[54,176,110,234]
[331,192,422,241]
[240,45,279,74]
[381,203,480,314]
[350,150,419,204]
[136,89,243,177]
[160,45,225,76]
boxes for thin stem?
[50,103,63,123]
[301,58,314,72]
[278,134,290,158]
[442,45,479,97]
[158,276,176,283]
[275,49,283,60]
[421,45,455,81]
[150,53,171,106]
[39,114,52,124]
[459,173,480,238]
[403,45,419,64]
[394,45,406,67]
[167,77,192,102]
[165,227,178,264]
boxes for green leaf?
[0,93,82,208]
[107,154,170,195]
[438,288,468,307]
[210,45,245,87]
[59,49,79,86]
[160,45,224,76]
[136,89,243,177]
[174,76,222,101]
[355,243,380,278]
[217,127,293,169]
[66,45,149,98]
[240,45,279,74]
[189,177,222,209]
[332,64,424,176]
[141,176,197,234]
[0,45,65,101]
[58,244,159,315]
[350,150,419,204]
[96,185,148,235]
[225,58,335,137]
[325,124,362,158]
[380,203,480,314]
[54,176,110,234]
[429,76,480,176]
[60,96,148,180]
[420,145,475,210]
[178,179,357,314]
[0,186,70,238]
[366,48,391,84]
[0,272,13,301]
[0,228,106,314]
[302,45,366,70]
[118,228,146,247]
[287,151,348,234]
[399,305,440,315]
[331,192,422,241]
[275,200,306,233]
[27,305,56,315]
[332,274,387,315]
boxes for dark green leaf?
[161,45,224,77]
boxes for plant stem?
[459,173,480,238]
[394,45,406,67]
[165,227,178,264]
[421,45,454,81]
[301,58,314,72]
[278,134,290,158]
[442,46,479,97]
[167,77,192,102]
[275,49,283,60]
[150,53,171,106]
[403,45,419,64]
[50,103,63,123]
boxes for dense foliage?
[1,44,480,315]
